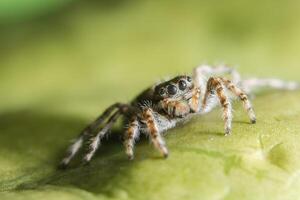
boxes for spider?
[59,65,299,168]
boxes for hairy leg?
[124,117,140,160]
[83,110,122,163]
[191,65,241,114]
[241,78,300,94]
[59,135,85,168]
[60,103,126,168]
[59,103,129,168]
[202,77,233,135]
[221,78,256,124]
[141,108,168,157]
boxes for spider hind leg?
[59,103,129,168]
[82,110,122,164]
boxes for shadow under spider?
[0,109,144,195]
[0,106,254,194]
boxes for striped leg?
[192,65,241,115]
[142,108,168,157]
[83,110,122,164]
[203,77,233,135]
[221,78,256,124]
[59,103,127,168]
[124,118,140,160]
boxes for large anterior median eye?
[167,84,177,95]
[178,80,187,90]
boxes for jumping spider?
[60,65,299,168]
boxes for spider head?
[154,75,194,100]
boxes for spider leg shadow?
[0,109,140,195]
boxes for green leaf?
[0,1,300,200]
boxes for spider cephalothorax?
[59,65,299,168]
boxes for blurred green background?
[0,0,300,200]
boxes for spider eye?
[187,76,192,82]
[158,88,165,96]
[167,84,177,95]
[178,80,187,90]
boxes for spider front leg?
[124,117,140,160]
[142,108,168,158]
[203,77,233,135]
